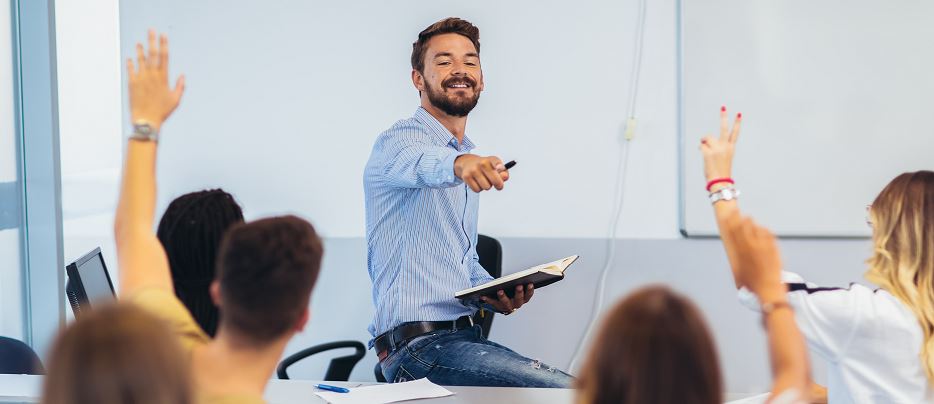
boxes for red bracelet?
[706,177,734,192]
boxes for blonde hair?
[865,171,934,381]
[42,303,192,404]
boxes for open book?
[455,255,579,301]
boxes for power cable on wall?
[568,0,649,372]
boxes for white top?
[739,272,934,404]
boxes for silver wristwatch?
[129,121,158,142]
[709,187,740,204]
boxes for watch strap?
[130,121,158,142]
[709,187,740,204]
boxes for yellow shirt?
[130,288,266,404]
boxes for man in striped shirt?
[364,17,572,387]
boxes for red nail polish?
[737,113,742,119]
[721,106,726,112]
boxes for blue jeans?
[378,325,573,387]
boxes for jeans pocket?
[393,364,417,383]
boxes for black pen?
[504,160,517,170]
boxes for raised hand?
[700,106,742,183]
[126,30,185,132]
[727,216,784,301]
[454,154,510,192]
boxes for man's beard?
[424,76,481,117]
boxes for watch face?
[134,124,154,136]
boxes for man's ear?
[294,307,310,333]
[210,281,222,306]
[412,69,425,94]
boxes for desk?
[0,375,766,403]
[0,375,574,404]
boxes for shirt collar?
[413,107,476,151]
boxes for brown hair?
[42,303,192,404]
[411,17,480,74]
[864,171,934,381]
[216,215,324,345]
[576,286,723,404]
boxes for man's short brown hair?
[216,215,323,345]
[411,17,480,74]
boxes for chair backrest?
[474,234,503,339]
[277,340,365,381]
[0,337,44,375]
[374,362,387,383]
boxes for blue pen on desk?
[315,384,350,393]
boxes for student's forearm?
[114,139,170,294]
[710,186,743,288]
[762,293,810,399]
[115,140,157,239]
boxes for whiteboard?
[680,0,934,237]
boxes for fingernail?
[721,106,726,112]
[737,112,742,119]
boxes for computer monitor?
[65,247,116,318]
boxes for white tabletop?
[0,375,574,404]
[0,374,766,404]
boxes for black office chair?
[474,234,503,339]
[373,234,504,383]
[0,337,44,375]
[277,340,365,381]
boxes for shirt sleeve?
[129,288,211,354]
[738,271,863,361]
[375,128,466,189]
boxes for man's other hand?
[481,284,534,315]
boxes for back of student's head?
[42,303,191,404]
[215,215,323,345]
[576,285,722,404]
[157,189,244,337]
[865,170,934,380]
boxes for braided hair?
[157,189,244,337]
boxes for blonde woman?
[701,107,934,403]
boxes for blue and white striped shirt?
[364,107,494,343]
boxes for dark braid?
[157,189,244,337]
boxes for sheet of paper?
[725,392,770,404]
[314,378,453,404]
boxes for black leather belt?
[375,315,474,362]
